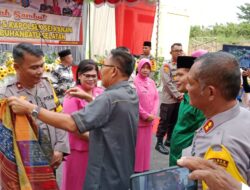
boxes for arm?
[50,67,68,95]
[134,79,152,121]
[139,102,152,121]
[65,87,94,103]
[8,96,78,133]
[63,95,89,140]
[152,81,159,116]
[161,64,181,99]
[9,93,112,133]
[50,68,62,95]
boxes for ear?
[207,85,216,101]
[13,63,19,71]
[111,66,118,78]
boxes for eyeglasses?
[100,64,116,69]
[100,64,121,70]
[172,49,183,53]
[81,73,98,80]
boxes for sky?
[163,0,249,26]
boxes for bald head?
[192,52,240,101]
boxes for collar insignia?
[203,120,214,133]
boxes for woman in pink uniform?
[61,59,103,190]
[134,58,159,172]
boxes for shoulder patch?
[0,86,7,95]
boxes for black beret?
[177,56,196,69]
[143,41,151,47]
[58,49,71,58]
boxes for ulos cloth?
[0,99,58,190]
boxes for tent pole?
[88,2,91,59]
[82,0,89,60]
[155,0,160,60]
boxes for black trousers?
[156,102,180,141]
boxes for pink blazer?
[63,85,103,151]
[134,59,159,126]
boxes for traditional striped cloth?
[0,99,59,190]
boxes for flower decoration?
[94,54,106,66]
[0,51,61,82]
[0,52,16,83]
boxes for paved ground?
[151,135,169,170]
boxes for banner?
[223,44,250,69]
[0,0,84,45]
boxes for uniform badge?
[203,120,214,133]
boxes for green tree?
[237,3,250,22]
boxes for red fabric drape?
[94,0,105,4]
[115,2,156,55]
[93,0,154,5]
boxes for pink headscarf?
[191,49,208,58]
[137,58,151,80]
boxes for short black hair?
[76,59,99,85]
[116,46,130,53]
[171,43,182,50]
[110,49,135,77]
[13,43,44,64]
[195,52,240,100]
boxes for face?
[140,63,151,77]
[100,56,117,88]
[78,69,98,91]
[170,45,183,62]
[186,63,207,110]
[175,68,189,93]
[62,54,73,66]
[14,53,44,87]
[143,46,151,55]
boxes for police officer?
[0,43,69,170]
[155,43,183,155]
[51,49,75,104]
[183,52,250,188]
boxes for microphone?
[36,24,49,48]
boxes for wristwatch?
[31,106,41,118]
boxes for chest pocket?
[37,95,56,110]
[40,95,56,110]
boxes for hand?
[50,151,63,169]
[78,131,89,141]
[65,87,93,102]
[177,157,242,190]
[146,114,155,122]
[8,96,35,115]
[177,94,183,102]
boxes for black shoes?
[155,143,169,155]
[164,139,170,147]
